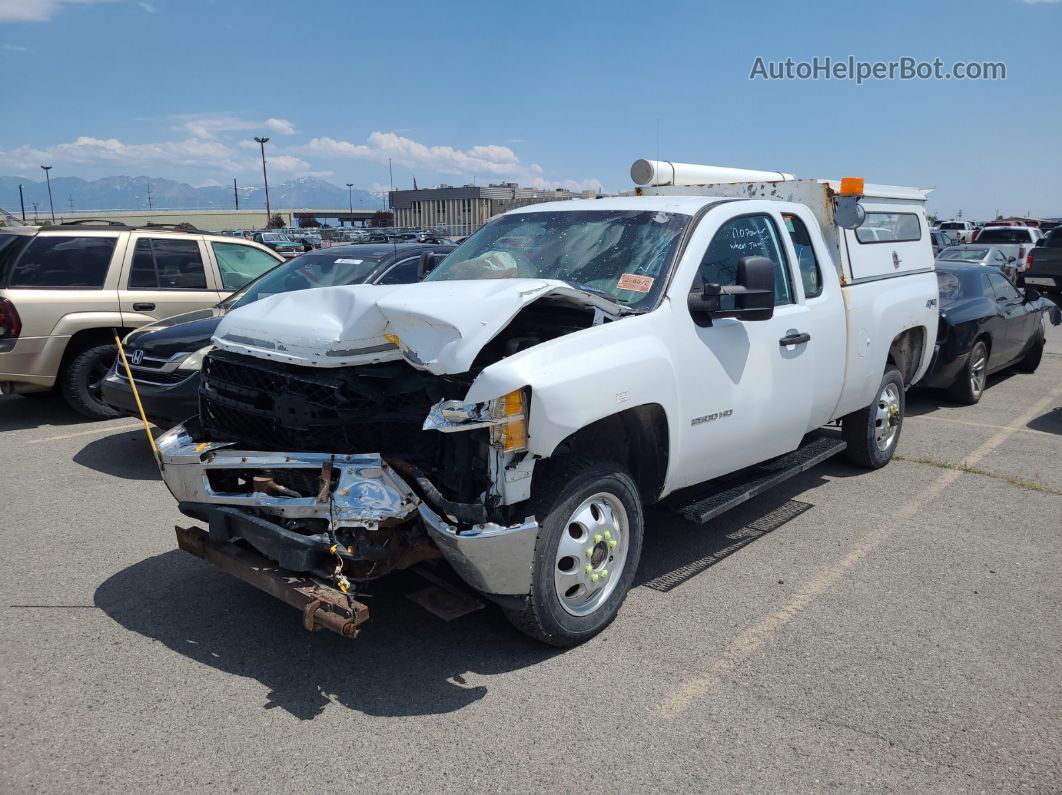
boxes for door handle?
[779,331,811,346]
[132,302,155,311]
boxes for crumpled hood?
[211,278,615,375]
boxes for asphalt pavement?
[1,322,1060,792]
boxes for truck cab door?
[670,211,816,488]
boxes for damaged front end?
[157,398,540,637]
[157,278,615,637]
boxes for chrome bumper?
[156,421,539,595]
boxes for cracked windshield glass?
[426,209,691,307]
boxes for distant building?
[389,183,599,236]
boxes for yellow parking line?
[656,381,1062,720]
[907,413,1054,437]
[30,422,144,443]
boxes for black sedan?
[919,262,1061,404]
[101,243,454,426]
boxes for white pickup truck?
[155,160,938,646]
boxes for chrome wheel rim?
[553,492,629,617]
[874,382,902,452]
[969,347,987,397]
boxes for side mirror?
[1022,287,1041,303]
[688,255,776,325]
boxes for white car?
[155,161,938,646]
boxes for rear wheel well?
[887,327,928,386]
[59,327,132,372]
[547,404,669,504]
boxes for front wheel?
[59,343,121,420]
[503,457,644,647]
[842,366,905,469]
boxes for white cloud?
[174,113,296,140]
[0,135,245,174]
[0,0,119,23]
[305,131,599,189]
[2,43,29,51]
[1022,0,1060,4]
[264,118,296,135]
[136,0,156,11]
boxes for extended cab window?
[130,238,207,289]
[697,214,792,309]
[8,236,117,289]
[855,213,921,243]
[212,242,281,290]
[782,213,822,298]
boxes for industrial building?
[389,183,598,236]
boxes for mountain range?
[0,175,384,215]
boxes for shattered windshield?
[425,209,691,308]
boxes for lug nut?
[586,547,594,557]
[584,563,593,574]
[591,573,599,583]
[593,534,603,543]
[600,569,609,579]
[608,539,617,549]
[604,530,612,540]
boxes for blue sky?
[1,0,1059,219]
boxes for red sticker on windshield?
[617,273,654,293]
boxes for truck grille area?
[199,350,450,462]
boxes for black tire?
[947,340,988,405]
[842,366,905,469]
[1016,330,1044,374]
[503,457,644,647]
[59,343,121,420]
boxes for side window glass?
[989,273,1018,300]
[980,274,995,299]
[212,242,281,291]
[9,236,116,288]
[129,238,207,289]
[782,213,823,299]
[376,257,421,285]
[698,214,792,309]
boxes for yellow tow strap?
[113,332,162,471]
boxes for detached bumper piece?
[175,524,369,638]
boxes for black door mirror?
[688,255,776,325]
[1022,286,1041,303]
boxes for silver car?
[936,245,1018,283]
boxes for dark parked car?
[101,243,454,426]
[1026,227,1062,299]
[252,232,304,258]
[919,263,1061,404]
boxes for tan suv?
[0,222,284,418]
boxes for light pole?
[346,183,354,225]
[40,165,55,223]
[254,136,271,227]
[32,202,39,223]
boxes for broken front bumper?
[156,420,539,596]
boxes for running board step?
[675,435,846,525]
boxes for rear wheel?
[503,457,644,647]
[60,343,120,419]
[842,366,905,469]
[947,340,988,404]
